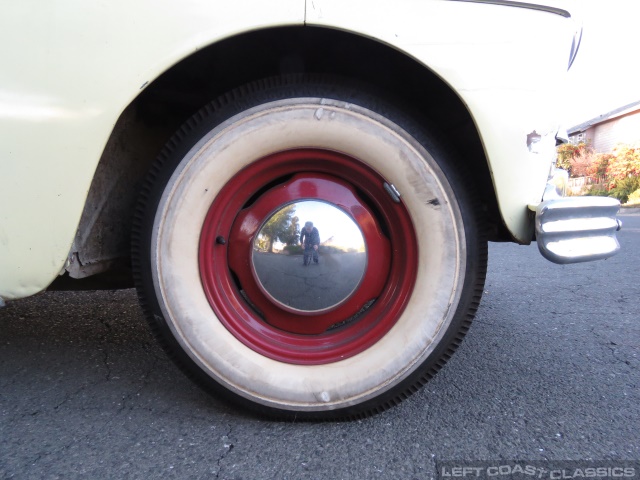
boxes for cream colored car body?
[0,0,577,301]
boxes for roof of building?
[568,99,640,135]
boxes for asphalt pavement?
[252,251,366,311]
[1,213,638,479]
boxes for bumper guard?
[535,172,622,264]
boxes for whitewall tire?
[132,77,487,419]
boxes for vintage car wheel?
[132,77,487,420]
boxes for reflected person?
[300,221,320,266]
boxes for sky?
[294,201,365,250]
[563,1,640,127]
[266,201,365,251]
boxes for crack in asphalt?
[52,378,101,412]
[214,425,235,479]
[590,327,638,371]
[606,344,638,371]
[116,356,161,415]
[35,352,165,469]
[102,347,112,382]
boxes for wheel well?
[58,26,505,289]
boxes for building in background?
[568,100,640,152]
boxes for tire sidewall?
[135,81,480,417]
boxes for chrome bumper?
[535,177,621,264]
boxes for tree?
[280,215,300,247]
[586,153,611,181]
[606,144,640,182]
[604,144,640,203]
[570,147,595,177]
[556,142,595,177]
[255,205,300,252]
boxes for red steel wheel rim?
[198,149,418,365]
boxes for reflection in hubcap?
[252,201,367,312]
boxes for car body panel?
[0,0,576,300]
[308,0,574,239]
[0,1,304,300]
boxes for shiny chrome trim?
[568,25,583,70]
[535,190,621,264]
[449,0,571,17]
[546,168,568,197]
